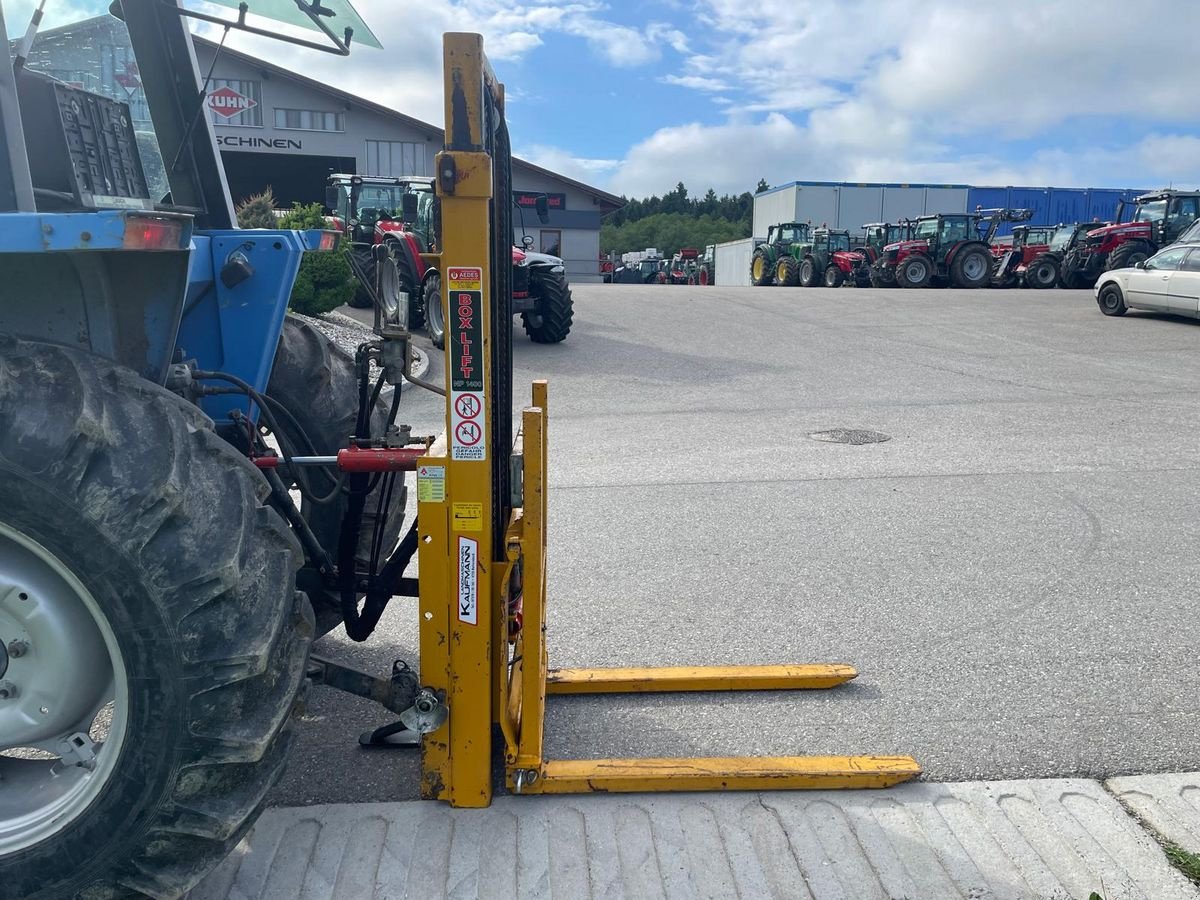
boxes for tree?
[755,178,770,194]
[235,188,277,228]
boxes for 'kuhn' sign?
[207,86,257,118]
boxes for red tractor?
[328,174,573,345]
[1060,190,1200,287]
[861,222,914,286]
[697,244,716,285]
[326,174,430,326]
[666,247,700,284]
[872,208,1033,289]
[990,224,1059,289]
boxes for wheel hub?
[0,521,128,854]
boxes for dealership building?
[19,16,622,280]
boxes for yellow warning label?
[451,502,483,532]
[447,266,482,291]
[416,465,445,503]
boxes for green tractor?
[774,228,871,287]
[750,222,812,285]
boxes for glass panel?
[1180,250,1200,272]
[829,233,849,251]
[203,0,382,49]
[914,219,938,239]
[1146,248,1187,270]
[17,13,168,202]
[1135,200,1167,223]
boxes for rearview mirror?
[325,186,339,212]
[535,195,549,224]
[402,192,419,220]
[1135,259,1148,269]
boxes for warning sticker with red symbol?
[449,269,486,461]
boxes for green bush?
[235,189,277,229]
[289,245,356,316]
[278,201,328,230]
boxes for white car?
[1094,241,1200,318]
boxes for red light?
[123,216,184,250]
[318,230,340,251]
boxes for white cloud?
[605,0,1200,196]
[646,23,689,55]
[518,143,620,184]
[661,74,729,92]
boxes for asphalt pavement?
[271,283,1200,809]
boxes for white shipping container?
[714,237,756,287]
[836,186,884,235]
[924,187,969,215]
[793,185,839,229]
[752,186,798,238]
[881,187,926,224]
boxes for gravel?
[291,310,428,379]
[291,310,375,359]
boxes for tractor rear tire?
[522,272,574,343]
[347,245,374,308]
[776,255,800,286]
[897,255,933,288]
[751,250,774,286]
[699,266,711,285]
[1026,254,1059,289]
[384,241,423,330]
[1059,268,1086,289]
[1107,241,1153,271]
[950,246,992,289]
[0,336,309,900]
[266,316,406,628]
[425,270,445,349]
[824,265,844,288]
[799,257,819,287]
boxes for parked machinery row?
[751,189,1200,290]
[612,246,712,284]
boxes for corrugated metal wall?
[714,237,756,286]
[752,186,799,238]
[838,187,885,232]
[924,187,970,217]
[793,185,840,229]
[881,187,926,225]
[754,181,1151,240]
[966,186,1150,236]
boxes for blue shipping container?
[1048,189,1089,227]
[1086,188,1148,224]
[967,186,1147,236]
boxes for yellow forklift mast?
[416,34,920,808]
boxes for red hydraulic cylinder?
[251,448,425,473]
[336,447,424,472]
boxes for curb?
[408,344,430,382]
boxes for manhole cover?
[808,428,891,445]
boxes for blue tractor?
[0,2,434,896]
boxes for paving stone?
[190,778,1199,900]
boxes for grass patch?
[1163,842,1200,886]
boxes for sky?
[7,0,1200,199]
